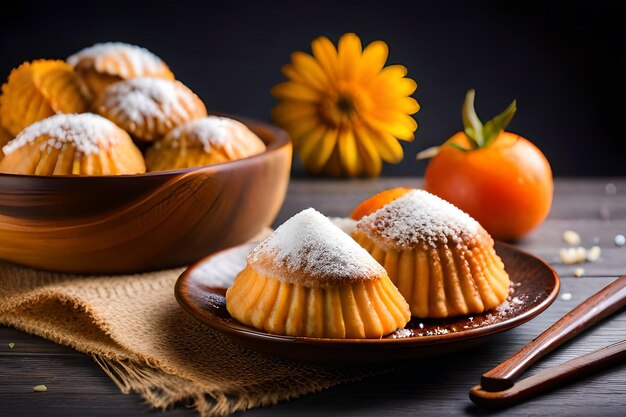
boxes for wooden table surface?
[2,178,625,417]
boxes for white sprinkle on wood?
[559,247,587,264]
[562,230,581,245]
[587,246,601,262]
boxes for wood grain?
[1,278,624,417]
[0,117,292,274]
[480,275,626,391]
[277,178,626,222]
[1,178,625,417]
[470,340,626,407]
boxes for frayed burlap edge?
[93,355,370,416]
[0,262,378,417]
[1,304,372,417]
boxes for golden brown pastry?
[0,124,12,161]
[0,60,88,136]
[226,208,410,339]
[0,113,146,175]
[145,116,266,171]
[352,190,510,318]
[67,42,175,100]
[95,77,207,143]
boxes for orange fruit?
[423,90,552,241]
[350,187,413,220]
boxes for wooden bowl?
[0,116,292,274]
[176,241,560,366]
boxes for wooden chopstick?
[480,275,626,392]
[470,275,626,407]
[470,339,626,407]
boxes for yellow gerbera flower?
[272,33,419,177]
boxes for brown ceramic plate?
[176,241,560,365]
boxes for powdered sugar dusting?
[387,282,530,338]
[99,78,199,125]
[165,116,252,151]
[357,190,480,250]
[248,208,386,287]
[3,113,120,156]
[68,42,168,78]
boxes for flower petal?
[374,112,418,134]
[354,124,382,176]
[357,40,388,82]
[283,113,323,143]
[271,102,318,126]
[393,78,418,97]
[271,82,320,102]
[393,97,420,114]
[379,64,408,79]
[298,124,327,165]
[364,127,405,163]
[324,146,343,176]
[308,128,338,174]
[338,128,360,176]
[311,36,339,83]
[291,52,330,91]
[338,33,362,81]
[367,65,411,93]
[281,64,305,84]
[373,97,420,115]
[357,141,382,177]
[367,115,415,141]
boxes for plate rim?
[175,241,560,347]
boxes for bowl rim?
[0,113,291,181]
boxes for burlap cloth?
[0,236,373,416]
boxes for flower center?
[336,96,356,116]
[319,84,371,129]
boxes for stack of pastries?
[226,190,510,339]
[0,42,266,176]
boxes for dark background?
[1,0,625,176]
